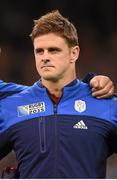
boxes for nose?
[42,59,50,63]
[41,51,50,63]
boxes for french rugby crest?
[74,100,86,113]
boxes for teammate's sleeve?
[108,97,117,155]
[0,80,29,99]
[82,72,96,84]
[0,130,12,159]
[0,104,12,159]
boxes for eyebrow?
[35,47,62,52]
[48,47,62,51]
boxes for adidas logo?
[73,120,88,129]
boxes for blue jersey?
[0,79,117,178]
[0,80,28,99]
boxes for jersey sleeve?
[82,72,96,84]
[0,130,12,159]
[0,103,12,159]
[0,80,28,99]
[108,96,117,155]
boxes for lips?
[41,65,54,69]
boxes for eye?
[35,48,44,55]
[49,48,61,54]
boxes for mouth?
[41,65,54,69]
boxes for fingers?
[90,75,114,98]
[92,86,114,99]
[90,76,112,89]
[90,79,99,89]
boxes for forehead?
[33,33,68,48]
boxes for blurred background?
[0,0,117,178]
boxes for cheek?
[35,59,41,71]
[59,56,71,66]
[57,61,70,73]
[35,56,41,65]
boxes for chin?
[43,76,58,81]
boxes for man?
[0,10,117,178]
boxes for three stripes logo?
[73,120,88,129]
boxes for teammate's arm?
[0,80,28,99]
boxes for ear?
[70,46,80,63]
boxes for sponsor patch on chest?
[17,102,45,117]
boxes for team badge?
[74,100,86,113]
[17,102,45,117]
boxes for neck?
[41,76,76,97]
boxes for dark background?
[0,0,117,178]
[0,0,117,85]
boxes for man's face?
[33,33,79,82]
